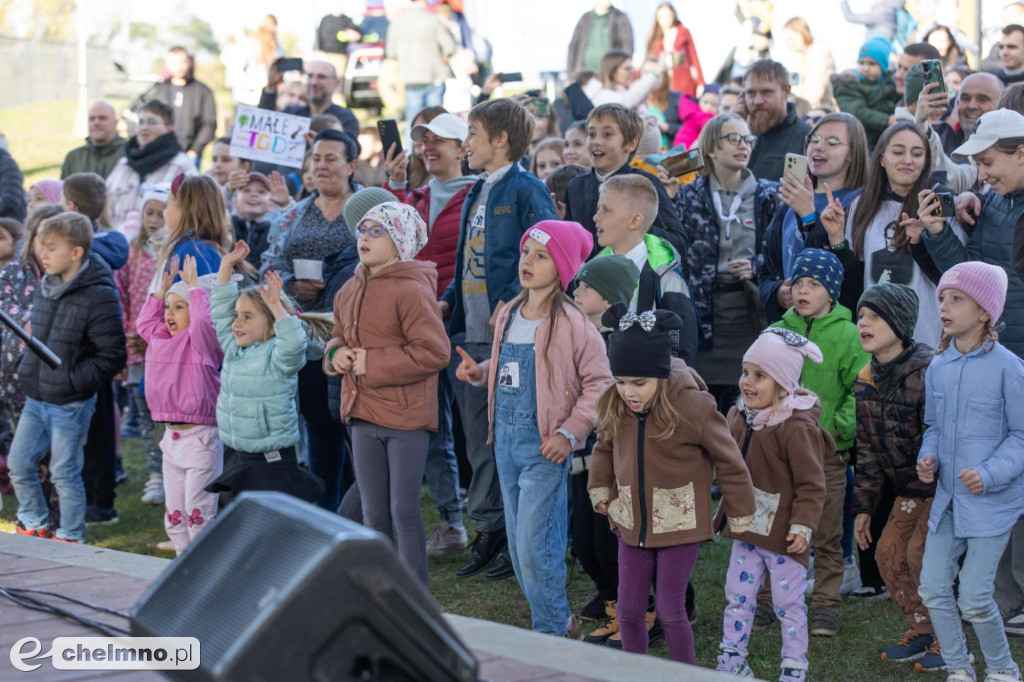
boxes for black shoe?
[581,593,608,620]
[484,549,515,580]
[85,505,119,525]
[455,531,506,578]
[114,459,128,485]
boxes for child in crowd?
[62,173,129,272]
[136,255,224,555]
[206,241,328,505]
[354,125,387,189]
[714,328,832,682]
[440,97,558,582]
[564,122,591,168]
[917,262,1024,682]
[209,136,251,191]
[455,220,612,636]
[157,174,229,284]
[115,185,166,506]
[851,283,938,666]
[326,203,450,585]
[0,219,23,269]
[569,255,640,636]
[766,248,870,637]
[590,305,755,664]
[545,165,588,221]
[593,174,698,364]
[530,138,566,182]
[832,37,900,148]
[27,180,63,213]
[564,103,685,258]
[231,172,274,271]
[9,213,125,543]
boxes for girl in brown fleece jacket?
[713,328,833,682]
[589,305,756,665]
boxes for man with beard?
[740,60,811,181]
[259,60,359,139]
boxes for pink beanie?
[520,220,594,291]
[743,328,823,394]
[31,179,63,205]
[937,261,1008,323]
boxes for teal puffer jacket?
[210,282,317,453]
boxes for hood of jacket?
[664,355,707,399]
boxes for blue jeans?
[919,510,1016,672]
[405,83,445,121]
[424,369,462,526]
[9,396,97,541]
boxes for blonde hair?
[38,212,93,254]
[602,174,658,231]
[160,175,232,263]
[596,379,679,442]
[529,137,566,176]
[235,286,333,345]
[22,204,63,267]
[936,320,999,354]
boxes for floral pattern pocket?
[608,484,635,531]
[652,483,697,533]
[749,487,781,536]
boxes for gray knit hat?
[575,255,640,306]
[343,186,395,238]
[857,283,919,345]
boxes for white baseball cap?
[953,108,1024,157]
[411,113,468,143]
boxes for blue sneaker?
[915,639,974,673]
[881,630,933,663]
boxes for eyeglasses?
[356,225,387,238]
[721,133,757,147]
[806,135,847,148]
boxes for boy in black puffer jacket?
[9,213,126,543]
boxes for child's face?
[210,143,242,186]
[534,148,564,181]
[0,228,14,263]
[573,280,612,316]
[739,362,785,411]
[791,277,833,319]
[615,376,659,412]
[235,183,272,222]
[519,237,560,291]
[857,307,902,357]
[464,119,499,171]
[39,236,83,278]
[857,58,883,82]
[594,188,639,252]
[945,68,963,93]
[301,158,316,191]
[356,219,400,271]
[718,92,739,115]
[164,293,191,336]
[163,195,181,234]
[232,297,271,348]
[939,287,989,339]
[564,127,591,167]
[28,187,50,212]
[710,118,753,174]
[587,116,634,174]
[698,92,720,114]
[142,200,166,235]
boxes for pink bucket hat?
[519,220,594,291]
[743,328,823,394]
[936,261,1008,324]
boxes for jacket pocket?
[257,402,272,437]
[749,487,781,536]
[651,483,697,533]
[963,398,1004,440]
[608,484,634,531]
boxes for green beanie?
[575,255,640,306]
[904,63,926,108]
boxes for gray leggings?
[349,420,430,585]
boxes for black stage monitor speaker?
[131,492,479,682]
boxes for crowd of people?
[1,1,1024,681]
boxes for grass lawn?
[2,438,1023,681]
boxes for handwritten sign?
[230,105,310,169]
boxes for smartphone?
[377,118,402,156]
[660,149,704,177]
[921,59,947,94]
[276,57,304,73]
[784,153,809,182]
[497,72,523,84]
[532,97,550,117]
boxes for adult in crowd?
[0,148,25,221]
[738,60,812,182]
[385,0,456,121]
[106,100,196,236]
[759,112,868,322]
[674,113,780,410]
[906,70,978,194]
[383,113,476,555]
[998,24,1024,86]
[840,0,905,42]
[567,0,634,76]
[261,129,359,513]
[61,102,126,179]
[313,9,363,83]
[407,106,449,191]
[644,2,704,98]
[221,14,283,106]
[585,51,665,111]
[933,73,1004,156]
[260,61,359,139]
[893,43,942,100]
[923,25,967,70]
[782,17,836,112]
[151,46,217,162]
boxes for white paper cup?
[293,259,324,281]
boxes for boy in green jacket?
[760,248,870,638]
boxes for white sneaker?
[947,670,978,682]
[140,473,164,505]
[426,522,468,556]
[984,667,1022,682]
[156,540,175,552]
[840,555,862,595]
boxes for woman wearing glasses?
[674,113,781,410]
[759,113,868,323]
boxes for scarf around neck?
[744,392,818,430]
[125,132,183,180]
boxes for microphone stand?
[0,308,61,370]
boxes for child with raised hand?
[454,220,612,637]
[324,202,450,585]
[206,241,328,505]
[136,255,224,555]
[589,305,755,664]
[916,262,1024,682]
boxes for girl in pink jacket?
[455,220,613,638]
[136,255,224,555]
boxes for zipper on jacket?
[805,317,814,337]
[637,411,649,548]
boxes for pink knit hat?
[937,261,1008,323]
[743,328,823,394]
[31,179,63,205]
[520,220,594,291]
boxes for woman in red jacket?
[644,2,705,98]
